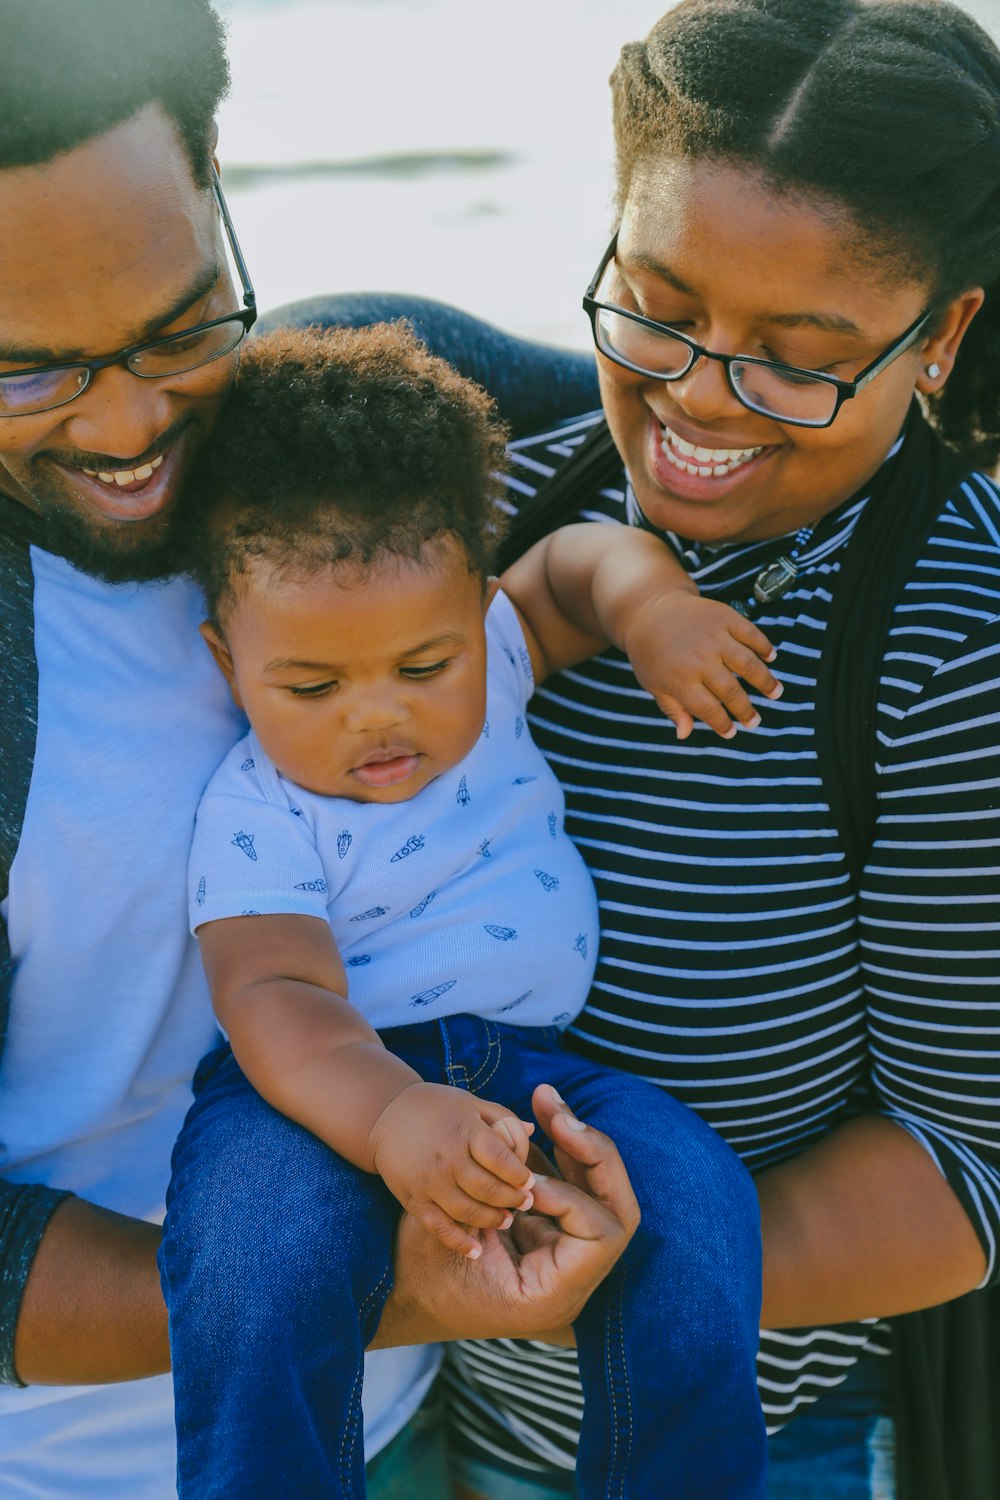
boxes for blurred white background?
[216,0,1000,350]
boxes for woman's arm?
[762,607,1000,1327]
[757,1114,986,1328]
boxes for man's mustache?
[35,414,197,474]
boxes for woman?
[418,1,1000,1496]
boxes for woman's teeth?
[660,424,763,477]
[80,454,165,487]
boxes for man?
[0,3,634,1494]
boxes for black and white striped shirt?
[445,411,1000,1474]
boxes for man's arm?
[13,1084,639,1381]
[12,1196,168,1385]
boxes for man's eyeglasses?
[0,168,257,418]
[583,235,933,429]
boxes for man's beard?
[16,415,203,585]
[38,500,191,585]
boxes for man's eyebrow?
[264,634,466,675]
[0,261,223,366]
[624,251,861,336]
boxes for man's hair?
[184,322,510,622]
[611,0,1000,467]
[0,0,230,184]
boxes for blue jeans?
[449,1356,895,1500]
[160,1017,765,1499]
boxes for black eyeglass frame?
[583,234,934,430]
[0,166,258,417]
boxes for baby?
[168,323,776,1499]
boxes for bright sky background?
[215,0,1000,349]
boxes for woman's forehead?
[617,155,928,326]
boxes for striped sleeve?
[862,482,1000,1284]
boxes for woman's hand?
[623,591,781,740]
[369,1084,640,1348]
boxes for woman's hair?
[184,322,510,622]
[611,0,1000,466]
[0,0,229,186]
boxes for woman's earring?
[926,362,942,379]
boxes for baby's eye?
[400,660,449,679]
[288,680,337,698]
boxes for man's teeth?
[81,455,165,486]
[660,424,763,477]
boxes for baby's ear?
[199,620,243,709]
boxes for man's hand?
[623,591,781,740]
[369,1083,536,1260]
[369,1084,640,1348]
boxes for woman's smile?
[646,413,775,502]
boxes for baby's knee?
[162,1105,395,1333]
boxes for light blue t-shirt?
[190,590,599,1031]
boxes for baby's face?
[206,535,494,802]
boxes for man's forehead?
[0,105,219,358]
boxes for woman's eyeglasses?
[583,234,933,430]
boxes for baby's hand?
[369,1083,535,1259]
[623,589,781,740]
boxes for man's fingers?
[530,1084,640,1242]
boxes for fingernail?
[766,649,778,662]
[548,1086,564,1104]
[746,712,761,729]
[524,1173,536,1189]
[769,682,784,698]
[499,1212,514,1230]
[466,1243,482,1260]
[722,725,737,740]
[562,1111,588,1133]
[519,1193,534,1210]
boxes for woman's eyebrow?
[625,250,861,336]
[0,260,222,365]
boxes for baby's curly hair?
[184,322,510,621]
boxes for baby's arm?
[198,913,534,1258]
[502,522,781,739]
